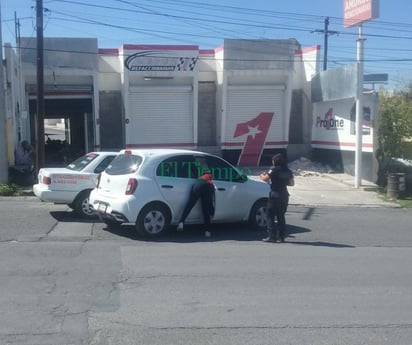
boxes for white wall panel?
[224,88,284,144]
[126,87,193,146]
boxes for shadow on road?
[50,210,99,223]
[49,210,354,248]
[100,222,314,244]
[100,223,354,248]
[285,238,355,248]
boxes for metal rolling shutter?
[127,86,193,145]
[225,87,284,143]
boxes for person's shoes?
[177,222,184,231]
[262,237,276,243]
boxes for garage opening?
[29,97,94,166]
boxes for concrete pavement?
[290,173,397,207]
[248,167,398,208]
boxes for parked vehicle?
[33,151,118,218]
[89,148,269,237]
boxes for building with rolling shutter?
[4,37,319,168]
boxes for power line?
[6,1,412,46]
[6,0,412,85]
[43,5,412,42]
[36,0,412,41]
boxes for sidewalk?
[248,167,398,208]
[291,173,397,207]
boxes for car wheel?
[249,199,267,230]
[74,190,96,219]
[136,202,171,237]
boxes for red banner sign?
[343,0,379,28]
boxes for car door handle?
[217,187,226,191]
[161,185,174,189]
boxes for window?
[94,155,116,174]
[66,153,98,171]
[105,154,143,175]
[194,155,246,182]
[156,155,197,178]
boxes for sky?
[2,0,412,89]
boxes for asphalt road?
[1,189,412,345]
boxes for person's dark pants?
[266,194,289,240]
[179,182,213,228]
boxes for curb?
[321,173,380,192]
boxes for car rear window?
[105,154,143,175]
[66,153,99,171]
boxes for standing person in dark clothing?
[260,153,294,243]
[177,170,216,237]
[15,140,34,167]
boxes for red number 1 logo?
[233,112,274,166]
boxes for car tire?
[136,202,171,237]
[74,190,96,219]
[249,199,267,230]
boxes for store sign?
[124,51,198,72]
[343,0,379,28]
[233,112,274,166]
[312,98,374,152]
[315,108,345,130]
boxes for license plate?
[97,203,107,213]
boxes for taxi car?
[33,151,117,218]
[89,148,269,237]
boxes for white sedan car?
[33,151,117,218]
[89,148,269,237]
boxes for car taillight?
[96,173,101,188]
[125,178,138,195]
[43,176,51,185]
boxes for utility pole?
[0,1,9,184]
[313,17,338,71]
[323,17,330,71]
[36,0,45,172]
[355,25,365,189]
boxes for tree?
[376,86,412,186]
[378,87,412,159]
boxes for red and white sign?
[343,0,379,28]
[233,112,274,166]
[311,97,377,152]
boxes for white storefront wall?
[224,85,286,146]
[216,39,300,166]
[4,38,318,169]
[122,46,199,149]
[312,93,378,153]
[4,44,27,163]
[128,86,194,147]
[219,67,293,165]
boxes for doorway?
[29,98,93,166]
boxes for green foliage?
[376,87,412,187]
[378,88,412,158]
[396,197,412,208]
[0,184,21,196]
